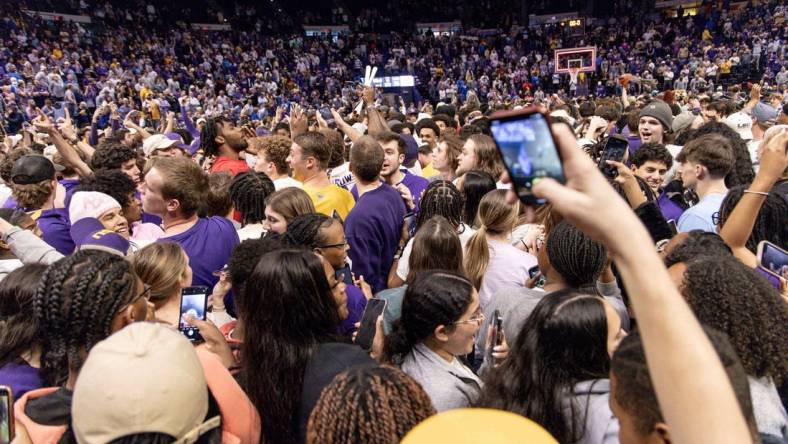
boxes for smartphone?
[178,286,209,342]
[489,108,565,205]
[356,299,387,351]
[528,265,545,288]
[667,219,678,235]
[486,310,504,364]
[598,136,629,179]
[0,385,13,443]
[757,241,787,282]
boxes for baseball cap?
[164,132,189,150]
[10,155,57,185]
[752,102,778,127]
[143,134,179,157]
[72,323,219,443]
[671,111,696,133]
[402,408,557,444]
[69,217,130,256]
[723,112,753,140]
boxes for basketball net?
[569,68,579,84]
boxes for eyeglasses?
[316,239,349,250]
[454,307,485,325]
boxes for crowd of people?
[0,0,787,443]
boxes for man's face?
[632,160,669,193]
[380,140,403,178]
[121,159,141,184]
[123,192,143,223]
[456,139,478,175]
[152,146,180,158]
[286,142,308,181]
[679,161,700,190]
[638,117,665,144]
[419,128,437,148]
[219,121,248,152]
[274,127,290,138]
[140,167,168,217]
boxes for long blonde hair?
[132,242,189,307]
[464,189,519,290]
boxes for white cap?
[724,112,753,140]
[142,134,178,157]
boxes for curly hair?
[229,171,275,225]
[11,179,54,209]
[718,185,788,254]
[34,250,138,386]
[75,169,137,209]
[258,135,292,175]
[0,264,48,368]
[679,256,788,383]
[307,365,436,444]
[663,231,733,268]
[89,142,137,171]
[0,147,32,184]
[631,142,673,169]
[227,235,284,299]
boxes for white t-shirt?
[478,239,538,309]
[273,176,303,190]
[396,223,476,281]
[329,162,355,190]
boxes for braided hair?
[306,365,436,444]
[718,185,788,253]
[283,213,335,249]
[415,180,464,232]
[199,116,229,158]
[34,250,138,387]
[545,220,607,289]
[229,171,275,226]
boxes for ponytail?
[464,225,490,290]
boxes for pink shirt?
[478,239,537,308]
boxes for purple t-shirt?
[340,285,368,336]
[0,361,42,399]
[158,217,239,289]
[36,208,75,255]
[345,184,406,293]
[351,170,427,212]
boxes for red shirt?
[211,156,250,176]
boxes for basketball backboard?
[554,47,596,73]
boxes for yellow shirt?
[304,184,355,220]
[421,162,438,179]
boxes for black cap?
[11,155,56,185]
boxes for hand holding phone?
[598,136,629,179]
[178,286,209,342]
[356,299,387,351]
[757,241,788,290]
[490,108,565,205]
[485,310,505,365]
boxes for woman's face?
[179,251,193,289]
[99,207,130,239]
[316,220,349,270]
[603,300,626,357]
[264,207,287,234]
[442,288,483,356]
[321,255,348,321]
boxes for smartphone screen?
[758,241,788,281]
[667,219,678,235]
[0,386,13,443]
[598,137,629,178]
[178,286,208,342]
[490,111,564,205]
[356,299,387,351]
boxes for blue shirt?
[677,192,727,233]
[158,217,239,289]
[345,184,406,294]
